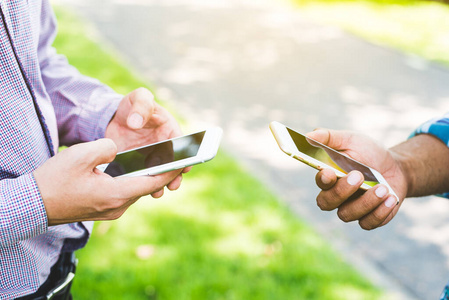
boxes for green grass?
[51,8,149,96]
[293,0,449,67]
[70,157,379,299]
[52,5,382,300]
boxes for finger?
[316,170,364,211]
[358,195,399,230]
[126,87,156,129]
[151,189,165,198]
[315,168,337,190]
[167,174,183,191]
[182,166,192,174]
[378,203,400,227]
[306,128,354,151]
[83,138,117,167]
[336,184,390,223]
[145,104,170,128]
[115,170,180,198]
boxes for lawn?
[51,5,382,300]
[293,0,449,67]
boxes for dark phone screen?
[286,128,378,182]
[104,131,205,177]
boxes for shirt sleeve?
[410,113,449,198]
[37,1,122,146]
[0,174,47,248]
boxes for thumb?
[116,170,180,199]
[126,88,155,129]
[306,128,352,151]
[83,138,118,167]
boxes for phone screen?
[286,127,378,184]
[104,131,206,177]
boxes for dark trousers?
[16,252,76,300]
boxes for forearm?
[390,134,449,198]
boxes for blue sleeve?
[410,114,449,198]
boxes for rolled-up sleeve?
[410,113,449,146]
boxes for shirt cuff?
[410,115,449,146]
[0,174,48,247]
[410,115,449,198]
[78,91,122,141]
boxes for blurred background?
[51,0,449,299]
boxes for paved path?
[61,0,449,298]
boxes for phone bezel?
[98,127,222,177]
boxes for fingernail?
[321,174,332,185]
[375,186,387,198]
[385,196,397,208]
[128,113,143,129]
[347,172,362,186]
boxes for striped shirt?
[0,1,121,298]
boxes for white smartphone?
[269,121,398,197]
[97,127,222,177]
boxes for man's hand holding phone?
[34,139,184,226]
[104,87,190,197]
[306,128,407,230]
[34,87,190,226]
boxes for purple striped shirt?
[0,1,121,298]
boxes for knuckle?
[107,199,124,211]
[135,87,154,100]
[136,87,149,94]
[94,194,125,213]
[370,209,386,225]
[316,193,334,211]
[104,139,118,160]
[105,138,118,150]
[359,221,375,231]
[359,198,373,213]
[66,143,84,160]
[329,185,347,201]
[108,210,126,220]
[336,208,352,223]
[96,202,126,221]
[100,138,117,153]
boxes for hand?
[33,139,184,226]
[105,87,191,194]
[105,87,181,151]
[307,129,407,230]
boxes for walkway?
[61,0,449,298]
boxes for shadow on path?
[62,0,449,298]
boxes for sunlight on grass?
[69,154,381,299]
[53,8,147,95]
[52,4,383,300]
[294,0,449,66]
[329,283,376,300]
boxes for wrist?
[388,145,415,198]
[388,134,449,198]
